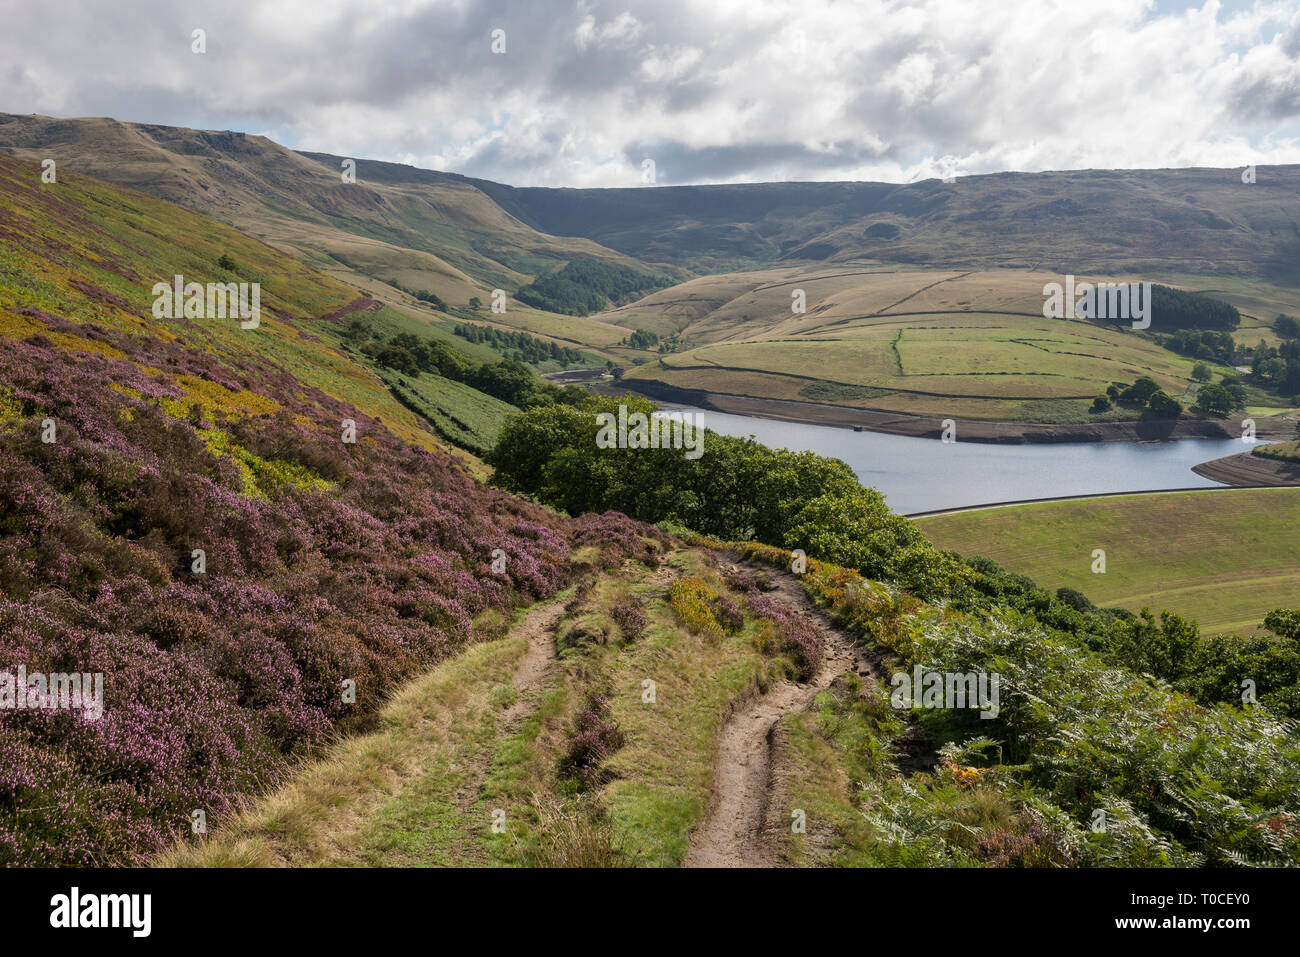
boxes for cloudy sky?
[1,0,1298,186]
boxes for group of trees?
[453,323,585,366]
[515,257,673,316]
[1088,372,1253,418]
[343,322,584,409]
[487,394,966,598]
[1161,328,1235,363]
[1249,337,1300,397]
[622,328,660,350]
[1090,376,1184,418]
[1146,312,1300,410]
[1142,284,1242,332]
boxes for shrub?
[973,811,1080,868]
[609,593,647,641]
[1195,382,1239,415]
[557,693,626,790]
[745,592,824,680]
[664,575,744,638]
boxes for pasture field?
[616,264,1300,424]
[915,487,1300,634]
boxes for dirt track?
[684,561,882,868]
[454,601,562,811]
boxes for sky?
[0,0,1298,187]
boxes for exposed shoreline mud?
[593,378,1283,446]
[1191,450,1300,487]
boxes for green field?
[916,488,1300,634]
[379,367,518,455]
[619,265,1300,424]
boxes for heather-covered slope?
[0,154,640,865]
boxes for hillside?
[8,114,1299,435]
[0,113,644,365]
[477,168,1300,279]
[613,265,1300,430]
[0,152,639,864]
[916,488,1300,634]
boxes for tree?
[1119,376,1160,406]
[1264,609,1300,642]
[1107,609,1199,683]
[1056,587,1095,613]
[468,296,483,312]
[1191,362,1211,382]
[376,345,419,375]
[1144,390,1182,419]
[1258,356,1287,381]
[1219,375,1248,408]
[1090,395,1112,413]
[471,359,539,407]
[1194,382,1237,416]
[1276,314,1300,339]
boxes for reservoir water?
[661,404,1255,515]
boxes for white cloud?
[0,0,1297,186]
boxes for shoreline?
[906,484,1297,519]
[1191,450,1300,487]
[590,377,1282,446]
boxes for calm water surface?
[662,405,1256,515]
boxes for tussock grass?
[157,637,529,867]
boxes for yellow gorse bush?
[668,576,726,640]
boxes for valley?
[5,113,1300,442]
[1,114,1298,873]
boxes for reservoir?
[661,404,1256,515]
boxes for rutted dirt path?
[500,602,564,719]
[453,600,564,812]
[684,561,885,868]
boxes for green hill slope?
[0,152,634,864]
[917,488,1300,633]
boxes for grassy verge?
[915,488,1300,634]
[1255,440,1300,463]
[157,606,550,867]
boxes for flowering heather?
[570,511,669,568]
[973,812,1079,868]
[744,593,825,681]
[609,594,647,641]
[557,692,626,791]
[0,159,660,865]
